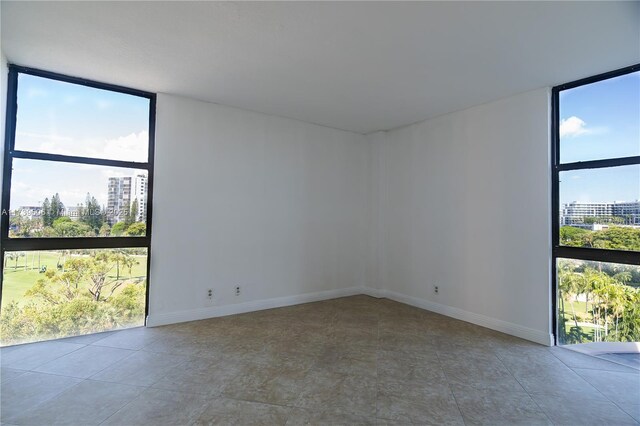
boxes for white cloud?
[102,130,148,162]
[560,116,589,138]
[559,116,608,138]
[16,130,148,163]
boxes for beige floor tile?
[376,378,464,425]
[440,353,526,393]
[91,326,164,350]
[573,368,640,406]
[57,330,115,345]
[0,341,84,370]
[597,352,640,370]
[513,368,607,401]
[378,330,437,353]
[452,388,551,426]
[101,388,210,426]
[377,349,445,383]
[497,349,569,376]
[222,359,311,406]
[549,346,639,373]
[617,402,640,423]
[193,397,291,426]
[33,345,134,378]
[90,350,189,386]
[532,391,638,425]
[375,418,415,426]
[5,379,144,425]
[0,368,25,384]
[313,347,377,378]
[0,372,82,422]
[1,295,637,426]
[296,371,377,417]
[285,407,376,425]
[151,357,241,396]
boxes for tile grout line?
[492,350,557,426]
[2,341,88,372]
[433,349,468,426]
[546,347,633,408]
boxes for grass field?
[2,250,147,307]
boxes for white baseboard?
[147,285,553,346]
[146,286,363,327]
[381,289,553,346]
[360,287,387,299]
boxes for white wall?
[148,94,371,325]
[372,89,552,345]
[0,56,554,344]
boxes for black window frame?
[551,63,640,345]
[0,64,156,319]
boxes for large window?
[552,64,640,345]
[1,66,155,345]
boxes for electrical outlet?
[207,289,213,299]
[235,285,241,296]
[434,285,439,294]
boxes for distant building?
[561,200,640,227]
[133,174,148,222]
[107,177,132,225]
[17,206,43,220]
[64,206,82,221]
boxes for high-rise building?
[133,174,148,222]
[561,200,640,227]
[107,177,132,225]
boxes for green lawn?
[2,251,147,307]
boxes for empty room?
[0,1,639,425]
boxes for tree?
[99,223,111,237]
[50,193,64,223]
[125,222,146,236]
[559,226,589,247]
[591,227,640,251]
[560,226,640,252]
[87,252,127,301]
[129,199,139,224]
[111,222,128,236]
[9,215,40,238]
[42,198,51,227]
[52,217,93,237]
[79,193,104,234]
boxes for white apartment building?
[561,200,640,226]
[133,174,148,222]
[107,177,132,225]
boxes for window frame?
[0,64,156,318]
[551,63,640,344]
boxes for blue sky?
[559,71,639,205]
[11,74,149,208]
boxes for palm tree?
[4,252,15,269]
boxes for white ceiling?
[2,1,639,134]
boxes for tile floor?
[1,295,638,425]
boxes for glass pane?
[1,249,147,346]
[559,165,640,251]
[15,74,150,162]
[559,71,639,163]
[556,258,640,345]
[9,159,148,238]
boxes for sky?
[10,74,149,208]
[559,71,639,205]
